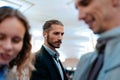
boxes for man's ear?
[45,35,47,38]
[43,32,47,39]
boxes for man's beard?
[48,41,59,48]
[47,36,60,48]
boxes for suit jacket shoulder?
[31,45,68,80]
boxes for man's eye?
[61,33,64,36]
[54,32,59,35]
[79,0,90,6]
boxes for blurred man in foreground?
[73,0,120,80]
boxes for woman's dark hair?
[0,6,32,70]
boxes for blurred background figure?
[30,19,68,80]
[0,6,34,80]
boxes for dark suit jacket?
[30,45,68,80]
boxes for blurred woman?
[0,6,34,80]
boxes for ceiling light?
[0,0,34,12]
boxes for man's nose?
[78,10,86,21]
[58,34,63,40]
[78,8,86,20]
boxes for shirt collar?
[99,26,120,40]
[43,44,57,57]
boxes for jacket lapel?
[40,46,62,79]
[59,60,68,80]
[103,50,120,72]
[80,52,98,80]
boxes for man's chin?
[55,47,60,48]
[91,28,98,34]
[93,30,103,34]
[55,46,60,48]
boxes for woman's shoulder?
[6,69,17,80]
